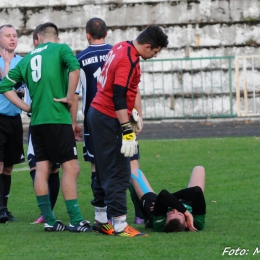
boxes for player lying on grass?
[130,165,206,232]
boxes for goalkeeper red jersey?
[91,41,141,118]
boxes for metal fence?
[140,56,236,120]
[235,55,260,117]
[22,55,257,125]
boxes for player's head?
[135,25,168,60]
[0,24,18,53]
[37,22,59,44]
[86,17,107,40]
[164,209,186,233]
[32,24,42,48]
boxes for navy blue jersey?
[76,43,113,119]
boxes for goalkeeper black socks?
[30,169,36,183]
[30,169,60,210]
[0,174,3,207]
[48,171,60,210]
[2,174,11,207]
[129,182,144,219]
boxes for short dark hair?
[0,24,15,33]
[136,25,169,49]
[37,22,59,38]
[86,18,107,39]
[33,24,42,41]
[164,218,186,233]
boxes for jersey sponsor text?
[31,45,48,55]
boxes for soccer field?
[1,137,260,259]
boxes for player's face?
[165,209,185,225]
[0,26,18,53]
[141,45,162,60]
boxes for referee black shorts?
[0,114,24,166]
[31,124,78,164]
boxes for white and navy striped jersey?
[76,43,112,119]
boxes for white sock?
[94,206,108,223]
[112,215,127,232]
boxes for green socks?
[65,199,83,226]
[37,197,84,226]
[36,195,56,226]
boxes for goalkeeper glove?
[120,122,138,157]
[130,108,142,133]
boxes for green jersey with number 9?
[0,42,80,126]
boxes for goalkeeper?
[87,25,169,237]
[130,166,206,232]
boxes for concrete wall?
[1,0,260,120]
[1,0,260,57]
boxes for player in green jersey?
[0,22,92,232]
[26,24,61,225]
[130,165,206,232]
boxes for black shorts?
[140,192,157,217]
[0,114,24,166]
[27,124,60,170]
[31,124,78,164]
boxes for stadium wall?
[1,0,260,120]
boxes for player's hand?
[1,48,12,64]
[130,108,143,135]
[184,210,197,232]
[53,97,73,109]
[73,123,82,141]
[120,122,138,157]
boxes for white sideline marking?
[12,167,30,172]
[12,161,82,172]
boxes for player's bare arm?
[70,94,82,141]
[54,69,82,140]
[3,89,30,112]
[116,109,129,124]
[132,87,143,134]
[53,69,80,107]
[184,210,197,231]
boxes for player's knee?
[194,165,205,172]
[158,189,168,197]
[193,186,203,194]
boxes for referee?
[0,24,25,223]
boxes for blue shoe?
[66,220,92,232]
[44,220,66,232]
[6,210,18,221]
[0,211,8,223]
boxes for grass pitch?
[1,137,260,259]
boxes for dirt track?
[137,118,260,140]
[23,118,260,143]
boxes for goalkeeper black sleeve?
[153,189,187,216]
[113,84,127,110]
[172,186,206,215]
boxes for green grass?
[1,137,260,259]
